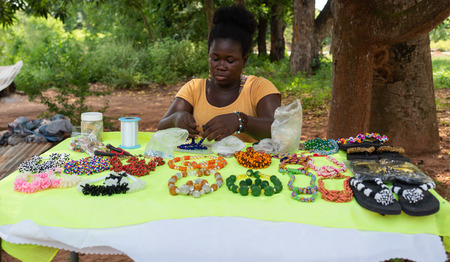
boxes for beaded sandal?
[376,146,410,162]
[349,177,401,215]
[391,181,439,216]
[346,146,379,161]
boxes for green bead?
[239,185,249,196]
[270,175,278,184]
[254,178,262,186]
[231,185,239,193]
[261,180,269,189]
[245,178,253,186]
[239,180,248,187]
[254,171,260,178]
[228,175,236,182]
[264,186,274,196]
[251,185,261,196]
[274,185,282,193]
[246,169,253,176]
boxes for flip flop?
[376,146,410,162]
[391,181,440,216]
[349,177,401,215]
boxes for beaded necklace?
[302,138,339,155]
[168,169,223,198]
[167,155,227,171]
[77,171,146,196]
[278,154,312,173]
[308,155,347,178]
[225,169,282,197]
[286,168,318,202]
[13,170,61,193]
[110,156,165,177]
[64,156,110,175]
[18,153,70,173]
[336,133,389,145]
[177,137,208,151]
[234,147,271,169]
[318,174,353,202]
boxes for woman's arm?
[157,97,200,138]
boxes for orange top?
[176,75,281,143]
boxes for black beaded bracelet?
[234,111,248,134]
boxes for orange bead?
[211,184,218,191]
[183,155,191,160]
[174,157,180,162]
[194,184,202,191]
[197,170,203,177]
[169,186,178,195]
[181,171,188,177]
[201,180,208,186]
[186,181,193,186]
[168,181,175,186]
[179,166,187,171]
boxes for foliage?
[430,39,450,52]
[432,56,450,89]
[430,17,450,43]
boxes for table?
[0,132,449,262]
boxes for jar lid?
[81,112,103,121]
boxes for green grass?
[432,56,450,89]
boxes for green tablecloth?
[1,132,449,259]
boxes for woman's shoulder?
[246,75,280,92]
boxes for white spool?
[119,117,141,149]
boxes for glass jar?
[81,112,103,141]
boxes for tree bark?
[290,0,315,73]
[204,0,214,33]
[328,0,449,154]
[257,12,268,57]
[269,2,285,62]
[370,35,440,153]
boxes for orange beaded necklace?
[234,147,271,169]
[167,155,227,171]
[317,174,353,203]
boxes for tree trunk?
[328,1,376,138]
[257,13,268,57]
[312,0,334,62]
[269,2,285,62]
[290,0,315,73]
[204,0,214,33]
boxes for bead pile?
[167,155,227,171]
[18,153,70,173]
[336,133,389,145]
[234,147,271,169]
[303,138,339,155]
[318,174,353,202]
[110,156,165,177]
[63,156,110,175]
[168,169,223,198]
[77,171,146,196]
[226,169,282,197]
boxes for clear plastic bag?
[211,135,245,157]
[144,128,189,158]
[253,99,303,153]
[348,159,433,184]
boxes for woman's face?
[209,38,248,88]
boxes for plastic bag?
[211,135,245,157]
[145,128,189,158]
[348,159,433,184]
[253,99,302,153]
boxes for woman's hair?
[208,5,257,58]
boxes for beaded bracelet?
[64,156,110,175]
[225,169,282,197]
[234,147,271,169]
[18,153,70,173]
[336,133,389,145]
[110,155,165,177]
[167,155,227,171]
[234,111,249,134]
[278,154,312,173]
[77,171,146,196]
[308,155,347,178]
[177,137,208,151]
[168,169,223,198]
[286,168,318,202]
[318,174,353,203]
[303,138,339,155]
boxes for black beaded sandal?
[391,181,440,216]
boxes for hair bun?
[213,5,257,35]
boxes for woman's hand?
[172,111,200,138]
[202,113,239,141]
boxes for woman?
[157,5,281,143]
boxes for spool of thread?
[119,117,141,149]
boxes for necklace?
[286,168,318,202]
[18,153,70,173]
[167,155,227,171]
[337,133,389,145]
[318,174,353,202]
[110,156,165,177]
[225,169,282,197]
[168,169,223,198]
[77,171,146,196]
[235,147,271,169]
[278,154,312,173]
[64,156,110,175]
[302,138,339,155]
[308,155,347,178]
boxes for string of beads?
[168,169,223,198]
[302,138,339,155]
[77,171,146,196]
[308,155,347,178]
[286,168,318,202]
[110,156,165,177]
[318,174,353,202]
[336,133,389,145]
[278,154,312,173]
[226,169,282,197]
[234,147,271,169]
[19,153,70,173]
[167,155,227,171]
